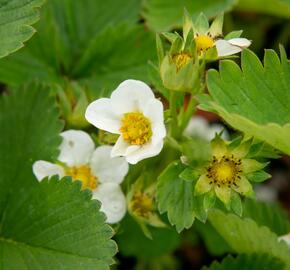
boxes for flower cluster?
[157,11,251,93]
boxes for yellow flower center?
[131,191,154,218]
[207,155,242,188]
[172,52,192,71]
[120,112,152,145]
[66,165,97,190]
[195,34,215,53]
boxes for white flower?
[85,79,166,164]
[279,233,290,249]
[184,116,229,141]
[33,130,129,224]
[188,13,251,57]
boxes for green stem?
[179,94,197,134]
[169,91,178,137]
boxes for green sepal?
[224,30,243,39]
[230,192,243,216]
[194,13,209,34]
[208,13,224,37]
[160,54,199,92]
[246,170,271,183]
[156,34,164,66]
[204,46,218,61]
[169,35,183,55]
[232,138,253,158]
[161,32,178,43]
[54,81,90,128]
[183,29,195,53]
[204,189,217,210]
[183,8,193,41]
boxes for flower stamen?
[195,34,215,53]
[66,165,97,190]
[131,191,154,218]
[120,112,152,145]
[172,52,192,71]
[206,155,242,188]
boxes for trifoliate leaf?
[202,253,284,270]
[0,0,44,58]
[242,199,290,236]
[209,210,290,268]
[0,1,155,100]
[116,215,180,259]
[0,177,117,269]
[142,0,238,31]
[200,48,290,155]
[157,161,206,232]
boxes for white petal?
[184,116,209,138]
[228,38,251,48]
[143,99,166,144]
[110,136,140,157]
[215,39,243,57]
[93,183,126,224]
[90,145,129,184]
[112,79,154,103]
[125,140,164,164]
[85,98,121,134]
[143,98,164,123]
[32,160,65,181]
[278,234,290,248]
[58,130,95,167]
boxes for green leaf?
[242,199,290,236]
[116,215,180,259]
[202,253,284,270]
[0,83,63,212]
[78,24,156,99]
[0,1,155,99]
[142,0,238,31]
[157,161,206,232]
[236,0,290,19]
[0,86,116,268]
[201,49,290,155]
[0,0,44,58]
[0,177,117,269]
[195,221,232,256]
[209,209,290,268]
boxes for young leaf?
[201,48,290,155]
[0,177,117,270]
[157,161,206,232]
[0,0,44,58]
